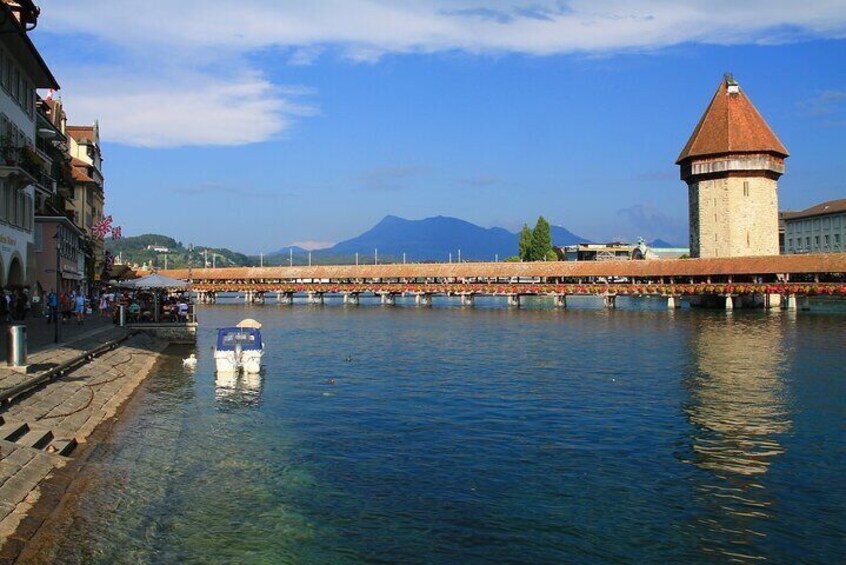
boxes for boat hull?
[214,349,263,374]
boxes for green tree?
[530,216,553,261]
[518,224,532,261]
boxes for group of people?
[0,284,193,327]
[121,292,191,323]
[44,288,113,325]
[0,288,33,322]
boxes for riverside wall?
[0,328,173,563]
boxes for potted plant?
[0,133,17,166]
[19,144,43,177]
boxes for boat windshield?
[216,328,263,351]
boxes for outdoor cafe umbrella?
[119,273,189,322]
[119,273,189,289]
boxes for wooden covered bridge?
[160,253,846,310]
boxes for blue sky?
[32,1,846,253]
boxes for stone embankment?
[0,325,170,563]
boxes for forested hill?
[105,234,252,269]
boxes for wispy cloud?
[798,89,846,127]
[616,203,686,242]
[798,89,846,115]
[357,165,432,191]
[36,1,846,147]
[287,240,335,251]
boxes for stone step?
[16,428,54,450]
[47,438,77,457]
[0,420,29,442]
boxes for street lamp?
[53,230,61,343]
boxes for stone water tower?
[677,74,788,258]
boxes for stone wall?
[689,176,779,258]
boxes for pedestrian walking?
[47,289,58,324]
[74,292,85,325]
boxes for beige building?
[677,75,789,258]
[66,123,105,280]
[783,199,846,254]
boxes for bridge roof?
[162,253,846,281]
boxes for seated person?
[128,301,141,321]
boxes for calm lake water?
[40,297,846,563]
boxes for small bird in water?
[326,378,335,385]
[183,353,198,368]
[345,355,353,362]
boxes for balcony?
[0,144,50,191]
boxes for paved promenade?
[0,321,169,564]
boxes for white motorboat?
[214,319,264,374]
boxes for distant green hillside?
[105,234,253,269]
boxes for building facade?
[677,75,788,258]
[783,199,846,254]
[33,214,85,293]
[66,123,104,282]
[0,0,59,288]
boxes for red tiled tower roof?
[676,76,788,164]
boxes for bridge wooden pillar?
[765,293,782,309]
[507,294,520,308]
[667,296,676,309]
[415,293,433,306]
[603,294,616,309]
[553,294,567,308]
[308,292,324,305]
[725,295,734,311]
[459,294,475,307]
[381,293,396,306]
[785,294,797,311]
[344,292,360,305]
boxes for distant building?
[677,74,788,258]
[66,122,105,280]
[557,242,635,262]
[146,245,170,253]
[554,240,689,261]
[782,199,846,254]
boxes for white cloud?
[40,1,846,55]
[35,1,846,147]
[288,240,335,251]
[56,68,317,148]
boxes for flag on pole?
[92,215,113,240]
[111,226,122,239]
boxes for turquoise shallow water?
[43,299,846,563]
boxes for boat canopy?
[216,327,263,351]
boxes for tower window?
[743,181,749,196]
[747,232,750,247]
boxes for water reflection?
[215,372,264,407]
[683,315,792,561]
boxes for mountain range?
[267,215,588,264]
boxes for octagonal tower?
[677,75,789,258]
